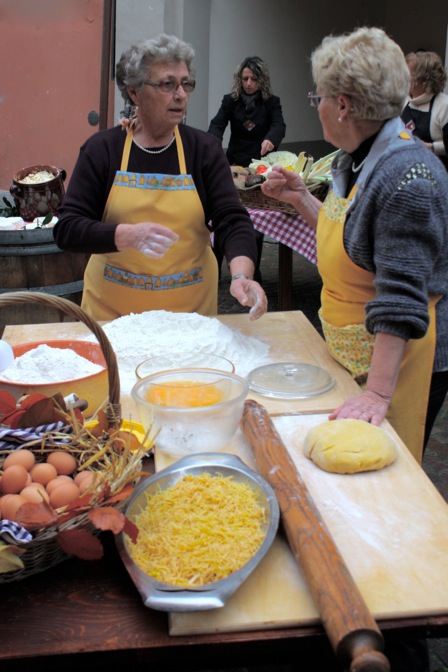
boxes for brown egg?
[79,473,99,495]
[49,481,81,509]
[20,484,50,504]
[30,462,58,486]
[3,449,36,472]
[1,464,30,494]
[74,470,96,487]
[46,475,73,495]
[46,451,77,476]
[0,494,13,518]
[1,494,27,521]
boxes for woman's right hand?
[115,222,179,258]
[261,164,308,204]
[261,164,322,231]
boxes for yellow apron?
[318,187,437,462]
[82,126,218,320]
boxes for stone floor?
[217,238,448,672]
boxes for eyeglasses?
[307,92,332,108]
[144,79,196,94]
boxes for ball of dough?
[304,419,397,474]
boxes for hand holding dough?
[304,419,397,474]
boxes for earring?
[338,117,342,123]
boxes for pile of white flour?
[86,310,271,396]
[0,344,104,383]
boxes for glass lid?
[247,362,335,399]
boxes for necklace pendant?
[243,120,256,131]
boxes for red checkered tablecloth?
[247,208,317,265]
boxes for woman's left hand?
[260,140,274,156]
[328,389,390,426]
[329,332,403,425]
[230,278,268,320]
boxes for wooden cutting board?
[166,414,448,635]
[219,311,361,414]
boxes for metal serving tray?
[116,453,280,612]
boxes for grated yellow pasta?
[129,472,267,587]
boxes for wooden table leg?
[278,243,293,311]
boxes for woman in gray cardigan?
[264,27,448,465]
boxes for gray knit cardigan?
[328,117,448,373]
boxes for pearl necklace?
[132,134,175,154]
[351,156,367,173]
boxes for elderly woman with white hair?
[54,34,267,322]
[263,26,448,466]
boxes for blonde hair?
[406,51,447,95]
[311,26,409,121]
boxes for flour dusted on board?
[87,310,271,396]
[0,344,104,384]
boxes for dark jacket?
[207,93,286,167]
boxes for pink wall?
[0,0,113,191]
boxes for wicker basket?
[237,183,329,215]
[0,291,138,583]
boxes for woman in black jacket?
[208,56,286,166]
[208,56,286,279]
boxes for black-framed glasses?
[144,79,196,93]
[307,91,331,108]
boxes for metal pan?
[116,453,279,612]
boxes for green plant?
[0,196,19,218]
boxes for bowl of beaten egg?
[131,368,249,457]
[116,453,279,611]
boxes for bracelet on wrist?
[231,273,250,281]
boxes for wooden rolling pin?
[241,400,390,672]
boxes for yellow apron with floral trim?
[317,187,437,462]
[81,125,218,321]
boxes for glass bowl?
[131,368,249,457]
[135,352,235,379]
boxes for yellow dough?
[304,419,397,474]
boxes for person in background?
[208,56,286,281]
[263,27,448,671]
[208,55,286,166]
[402,50,448,170]
[53,34,267,323]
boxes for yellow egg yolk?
[146,381,223,408]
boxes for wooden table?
[1,312,448,670]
